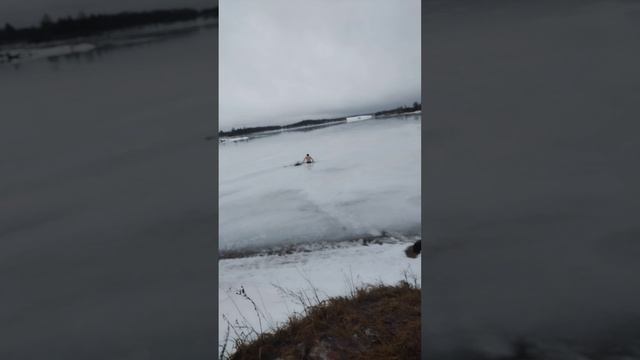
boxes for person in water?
[303,154,315,163]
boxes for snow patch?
[218,241,421,354]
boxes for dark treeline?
[283,118,344,129]
[219,103,422,138]
[374,102,421,116]
[220,125,282,137]
[219,118,345,138]
[0,7,218,45]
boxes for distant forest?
[0,7,218,45]
[220,118,345,138]
[374,102,421,116]
[219,103,422,138]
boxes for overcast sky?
[220,0,421,129]
[0,0,214,27]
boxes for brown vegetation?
[227,282,421,360]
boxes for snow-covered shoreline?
[219,232,420,259]
[218,240,421,355]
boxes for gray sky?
[220,0,421,130]
[0,0,214,27]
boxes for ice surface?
[219,115,421,252]
[219,114,422,353]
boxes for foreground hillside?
[225,282,421,360]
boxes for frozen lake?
[218,114,421,354]
[219,115,421,253]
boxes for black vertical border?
[420,0,427,358]
[213,5,220,358]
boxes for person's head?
[306,154,309,156]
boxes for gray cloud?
[220,0,420,129]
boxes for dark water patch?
[219,233,421,260]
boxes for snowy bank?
[218,241,421,355]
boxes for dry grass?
[227,281,421,360]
